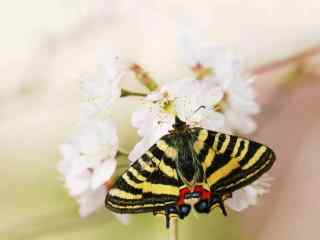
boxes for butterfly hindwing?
[193,128,275,195]
[105,141,181,214]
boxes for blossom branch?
[130,63,158,91]
[252,45,320,75]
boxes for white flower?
[225,174,273,211]
[179,36,259,134]
[129,79,225,162]
[78,186,108,218]
[217,75,260,135]
[58,117,119,217]
[81,57,126,118]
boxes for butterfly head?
[172,116,188,132]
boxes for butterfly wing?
[193,128,275,205]
[105,141,181,214]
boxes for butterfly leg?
[207,192,232,216]
[153,205,178,229]
[165,206,178,228]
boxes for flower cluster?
[58,36,271,222]
[58,58,129,223]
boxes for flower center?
[192,63,214,80]
[213,92,228,113]
[160,98,175,114]
[157,90,176,115]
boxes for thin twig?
[252,45,320,75]
[169,218,178,240]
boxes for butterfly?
[105,116,276,228]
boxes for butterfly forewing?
[105,142,182,213]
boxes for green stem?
[120,88,147,97]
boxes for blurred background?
[1,1,320,239]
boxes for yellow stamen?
[192,63,214,80]
[213,92,228,113]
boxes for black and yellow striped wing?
[194,128,275,197]
[106,125,276,221]
[105,144,182,214]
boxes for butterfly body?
[105,117,275,228]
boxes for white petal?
[199,110,225,132]
[228,91,260,115]
[112,213,130,225]
[91,159,117,189]
[58,144,89,176]
[58,144,78,174]
[131,107,155,137]
[146,91,164,102]
[81,58,125,117]
[130,105,173,162]
[200,86,224,107]
[226,175,273,212]
[78,186,107,218]
[71,117,119,165]
[178,35,259,134]
[225,187,257,212]
[225,109,257,135]
[129,137,159,162]
[175,97,195,122]
[65,171,91,196]
[165,78,195,97]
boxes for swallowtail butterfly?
[106,116,275,228]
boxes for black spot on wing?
[115,177,142,195]
[204,131,215,147]
[216,134,226,151]
[126,170,144,184]
[131,161,152,179]
[151,146,164,160]
[141,154,157,168]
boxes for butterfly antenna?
[193,105,206,114]
[187,105,207,123]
